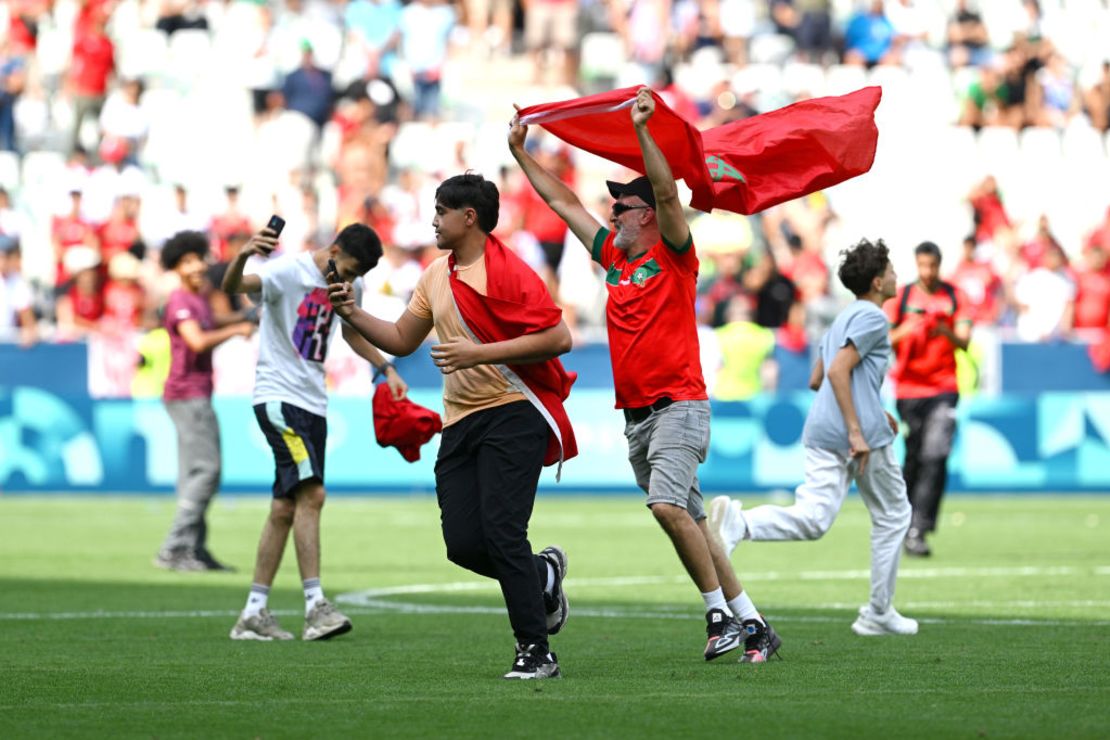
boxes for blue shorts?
[253,402,327,498]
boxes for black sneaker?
[739,617,782,663]
[904,528,931,557]
[538,545,569,635]
[703,608,743,661]
[503,643,561,680]
[195,549,236,572]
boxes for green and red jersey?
[591,227,708,409]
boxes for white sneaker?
[229,609,294,641]
[851,606,919,636]
[708,496,745,556]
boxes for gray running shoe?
[302,599,353,641]
[229,609,294,641]
[153,549,206,572]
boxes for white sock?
[303,578,325,615]
[243,584,269,617]
[728,591,763,624]
[700,588,731,615]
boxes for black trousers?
[435,401,551,649]
[897,393,959,534]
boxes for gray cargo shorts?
[623,399,711,521]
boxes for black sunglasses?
[611,203,651,216]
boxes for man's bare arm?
[508,106,604,249]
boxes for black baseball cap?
[606,176,656,209]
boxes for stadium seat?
[732,64,785,110]
[167,29,213,87]
[33,28,72,79]
[1061,123,1104,164]
[748,33,795,65]
[116,29,169,80]
[389,122,432,172]
[1019,127,1062,163]
[0,151,20,192]
[976,126,1020,176]
[824,65,868,96]
[781,63,826,97]
[578,33,625,86]
[20,151,66,193]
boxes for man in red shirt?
[68,11,114,153]
[510,88,780,663]
[97,194,142,264]
[52,188,99,285]
[885,241,972,557]
[948,235,1003,325]
[1074,243,1110,331]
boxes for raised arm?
[222,229,278,294]
[508,106,604,249]
[826,341,869,472]
[630,88,691,249]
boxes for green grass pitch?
[1,494,1107,738]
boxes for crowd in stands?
[1,0,1109,399]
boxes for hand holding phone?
[266,214,286,236]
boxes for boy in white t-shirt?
[221,223,408,641]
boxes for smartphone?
[326,258,338,282]
[266,214,285,236]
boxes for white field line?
[2,602,1108,628]
[1,563,1108,626]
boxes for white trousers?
[743,445,911,613]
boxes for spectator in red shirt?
[56,246,105,339]
[968,175,1012,247]
[102,251,146,331]
[1074,244,1110,331]
[1020,214,1063,270]
[1085,206,1110,255]
[68,11,115,154]
[52,189,100,285]
[98,194,143,263]
[208,186,253,262]
[948,234,1003,325]
[885,241,972,558]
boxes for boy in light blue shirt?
[710,238,918,637]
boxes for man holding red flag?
[516,85,881,217]
[327,173,575,681]
[510,88,780,663]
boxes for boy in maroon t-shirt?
[510,88,779,663]
[155,231,254,572]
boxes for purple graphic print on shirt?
[292,287,335,363]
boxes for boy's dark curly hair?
[161,231,209,270]
[837,238,890,297]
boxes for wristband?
[373,361,395,380]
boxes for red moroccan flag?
[517,87,714,208]
[517,86,882,215]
